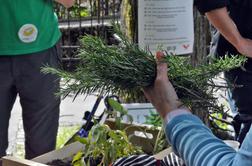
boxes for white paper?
[138,0,194,55]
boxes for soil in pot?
[47,159,72,166]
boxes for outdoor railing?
[55,0,121,71]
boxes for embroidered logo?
[18,24,38,43]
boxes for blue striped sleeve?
[165,114,252,166]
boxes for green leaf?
[72,151,84,166]
[108,98,128,115]
[75,136,88,145]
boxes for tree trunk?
[120,0,138,42]
[191,8,211,66]
[191,8,211,125]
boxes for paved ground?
[7,94,104,156]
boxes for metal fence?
[55,0,122,70]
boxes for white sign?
[138,0,194,55]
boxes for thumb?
[156,51,168,79]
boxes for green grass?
[56,125,80,149]
[14,125,80,158]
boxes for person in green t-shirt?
[0,0,74,162]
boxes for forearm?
[165,114,252,166]
[54,0,74,8]
[205,7,242,50]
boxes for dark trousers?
[0,44,61,159]
[225,68,252,144]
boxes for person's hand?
[236,38,252,58]
[143,52,183,119]
[55,0,75,8]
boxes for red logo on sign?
[182,44,190,50]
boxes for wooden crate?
[3,119,170,166]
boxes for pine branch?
[42,26,247,113]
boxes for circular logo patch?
[18,24,38,43]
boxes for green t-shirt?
[0,0,61,55]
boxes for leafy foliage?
[42,24,246,113]
[107,98,133,129]
[144,111,167,154]
[72,124,142,166]
[145,111,162,127]
[70,98,141,166]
